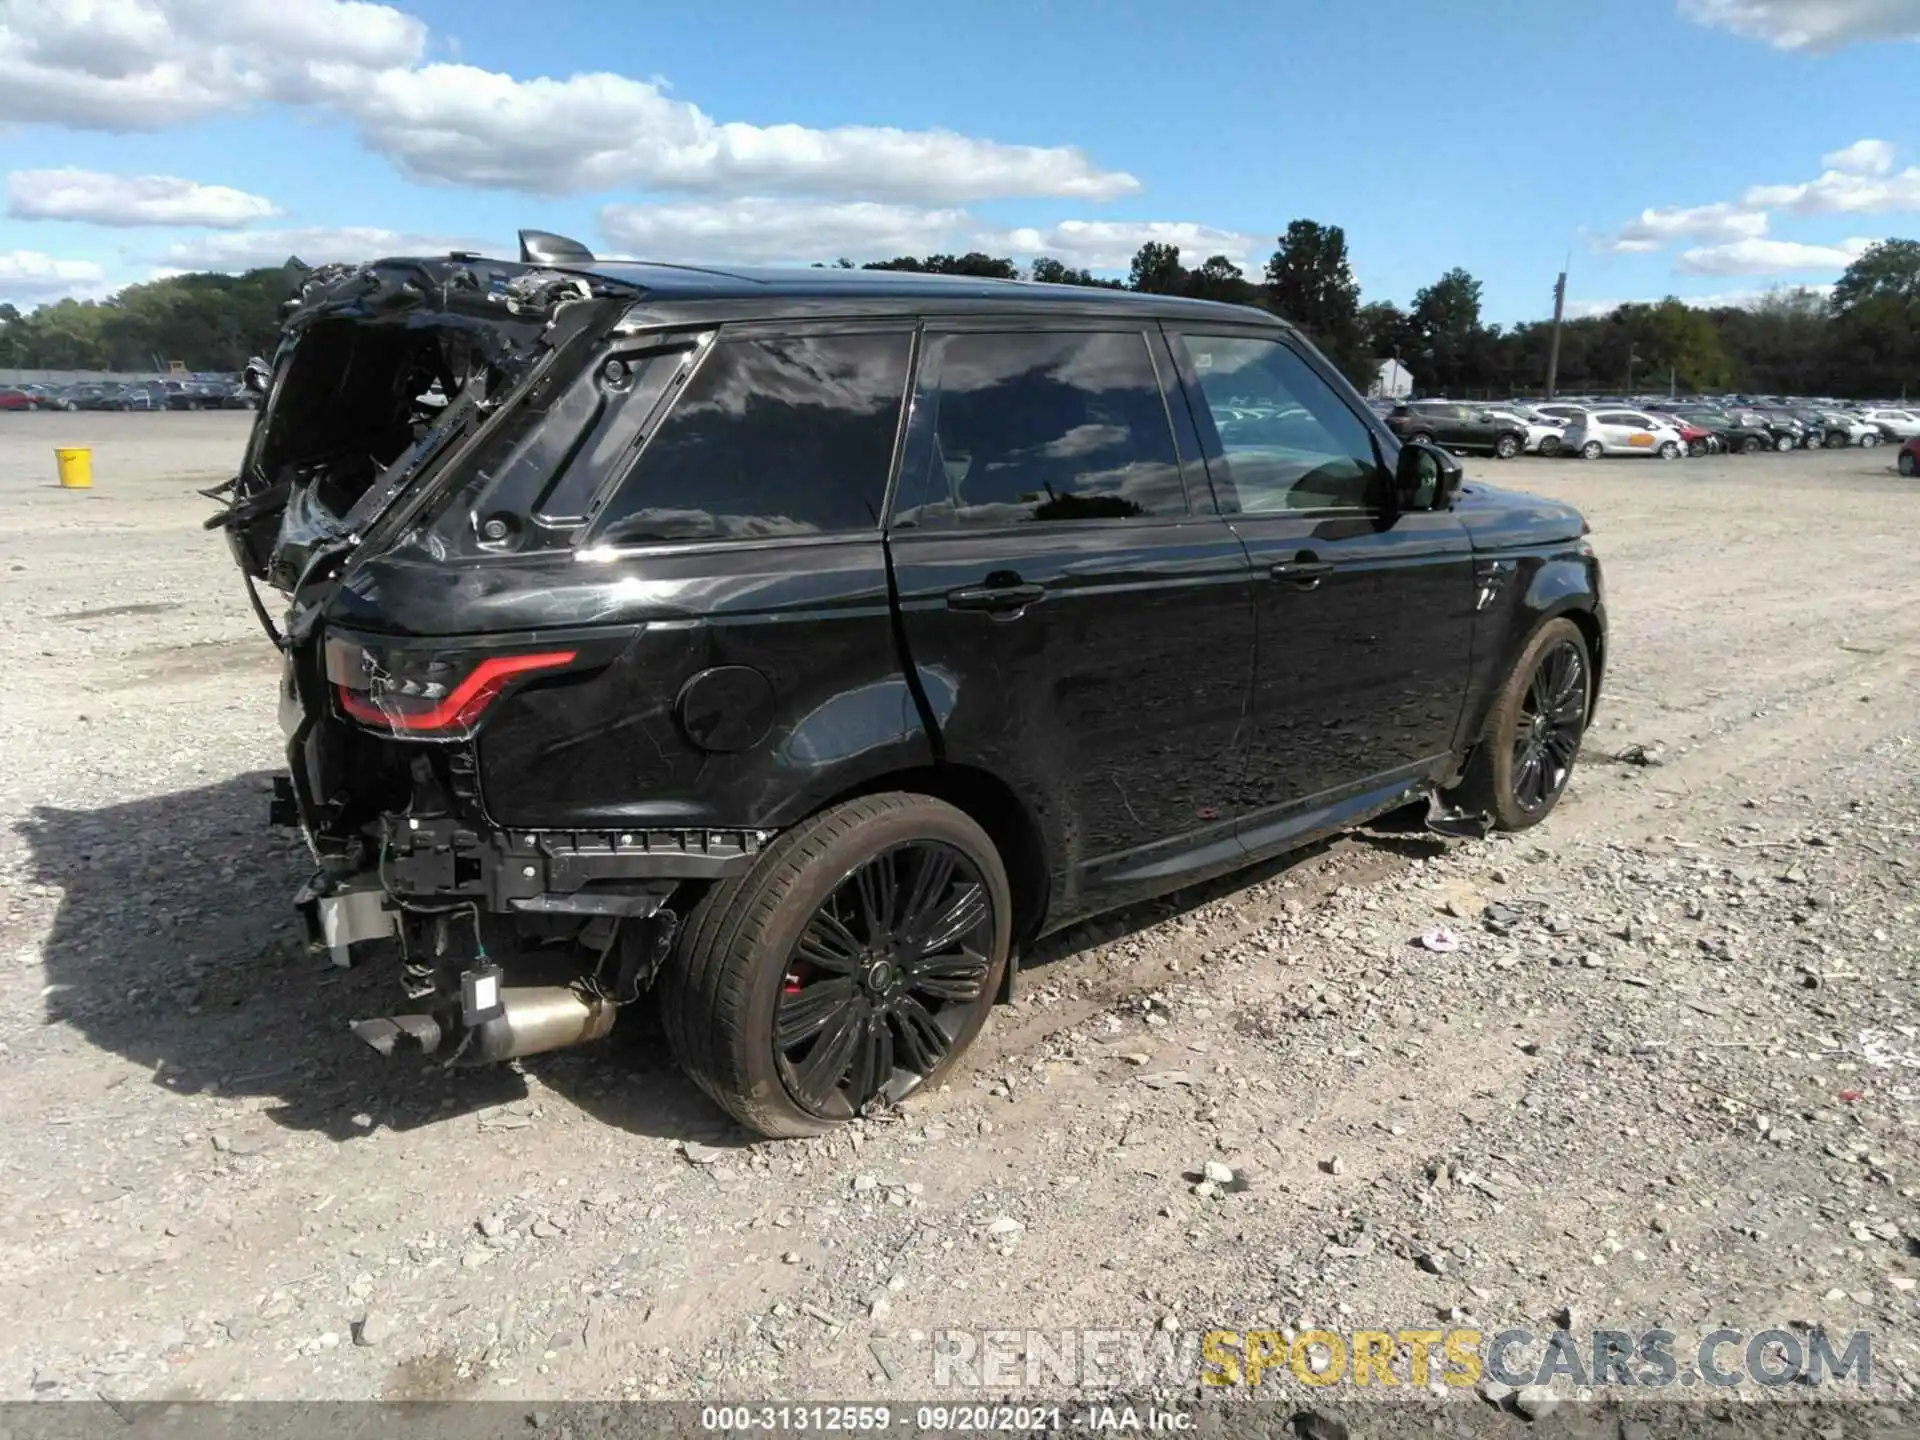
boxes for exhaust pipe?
[351,986,616,1064]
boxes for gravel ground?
[0,412,1916,1426]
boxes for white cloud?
[601,200,970,265]
[1681,0,1920,50]
[323,63,1137,201]
[1566,284,1833,318]
[598,200,1254,272]
[1676,236,1876,274]
[1823,138,1898,174]
[1606,202,1769,253]
[0,1,1138,204]
[1743,164,1920,213]
[7,168,281,227]
[157,225,487,271]
[0,0,426,129]
[995,219,1256,271]
[0,250,110,305]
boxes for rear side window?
[591,333,909,543]
[919,331,1186,525]
[1594,412,1640,426]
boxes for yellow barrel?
[55,447,92,489]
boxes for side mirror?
[1394,439,1463,511]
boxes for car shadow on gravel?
[18,770,716,1144]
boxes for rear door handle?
[946,582,1046,614]
[1270,553,1333,589]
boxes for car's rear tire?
[1740,435,1764,454]
[1686,438,1707,457]
[1860,432,1880,448]
[1658,441,1681,460]
[1900,450,1918,477]
[1494,434,1520,459]
[1539,435,1562,458]
[1774,434,1794,452]
[1449,617,1592,832]
[660,792,1012,1139]
[1580,441,1604,460]
[1409,430,1435,446]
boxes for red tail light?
[325,636,577,738]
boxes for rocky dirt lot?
[0,412,1915,1429]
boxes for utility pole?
[1544,270,1567,399]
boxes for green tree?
[1831,239,1920,312]
[1127,242,1186,295]
[1183,254,1251,304]
[1410,267,1485,392]
[1263,220,1368,386]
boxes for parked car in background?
[1561,409,1686,459]
[1729,409,1800,452]
[1899,435,1920,476]
[1813,411,1882,448]
[1385,399,1527,457]
[1487,406,1567,457]
[0,387,37,411]
[1669,407,1775,454]
[1857,407,1920,440]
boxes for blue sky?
[2,0,1916,323]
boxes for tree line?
[5,229,1919,398]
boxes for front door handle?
[1270,553,1333,589]
[946,582,1046,614]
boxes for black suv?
[211,240,1606,1138]
[1384,400,1528,459]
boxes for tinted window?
[592,333,908,543]
[1179,334,1386,512]
[918,331,1184,525]
[1594,412,1641,426]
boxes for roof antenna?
[518,229,595,265]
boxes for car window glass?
[591,333,909,543]
[923,331,1185,525]
[1595,412,1638,426]
[1179,334,1386,513]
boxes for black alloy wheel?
[661,792,1012,1138]
[773,841,996,1118]
[1687,438,1707,457]
[1448,616,1592,831]
[1741,435,1764,454]
[1509,640,1588,815]
[1900,449,1918,477]
[1494,433,1521,459]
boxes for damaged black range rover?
[211,231,1606,1139]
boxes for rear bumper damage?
[281,794,769,1065]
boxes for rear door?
[886,324,1257,921]
[1164,327,1476,845]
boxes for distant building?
[1369,358,1413,400]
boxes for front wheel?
[1449,618,1592,831]
[1741,435,1764,454]
[1774,434,1795,452]
[1409,430,1435,446]
[1580,441,1604,460]
[1899,450,1918,477]
[1539,435,1562,458]
[1860,432,1881,448]
[1494,433,1520,459]
[661,792,1012,1138]
[1687,438,1707,457]
[1658,441,1681,460]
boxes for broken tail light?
[325,634,578,739]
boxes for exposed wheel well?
[828,764,1051,948]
